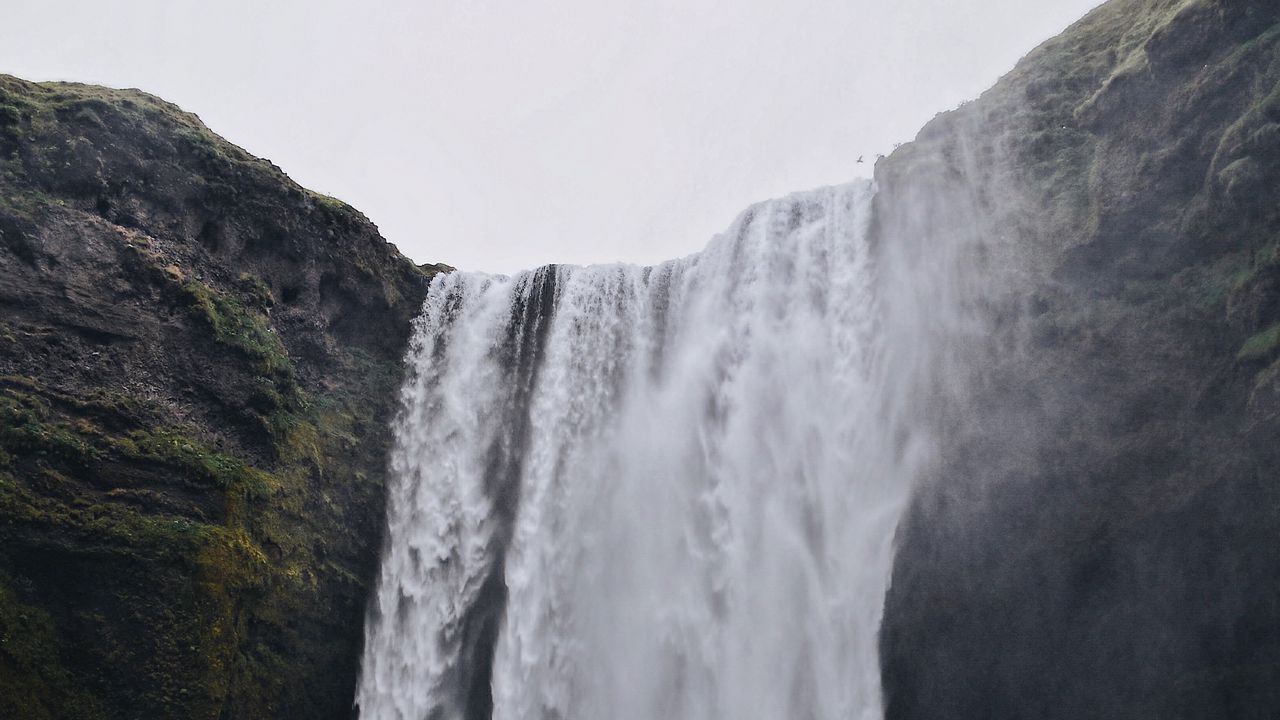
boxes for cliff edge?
[0,75,441,718]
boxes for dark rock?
[0,75,439,719]
[875,1,1280,718]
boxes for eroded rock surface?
[875,2,1280,717]
[0,75,442,719]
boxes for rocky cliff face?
[0,76,443,718]
[874,1,1279,717]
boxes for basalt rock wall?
[0,75,443,719]
[874,2,1280,717]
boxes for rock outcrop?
[874,1,1280,717]
[0,75,441,718]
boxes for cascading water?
[357,180,934,720]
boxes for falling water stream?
[357,181,933,720]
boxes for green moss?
[1238,324,1280,362]
[173,126,230,165]
[309,191,350,212]
[0,376,147,426]
[0,471,208,553]
[21,77,245,160]
[1173,250,1251,313]
[1209,24,1280,167]
[0,104,20,129]
[0,353,399,719]
[0,167,61,219]
[183,281,290,373]
[236,272,274,309]
[109,428,274,498]
[0,393,97,471]
[1,378,394,715]
[0,386,273,519]
[0,381,280,527]
[123,260,303,413]
[0,381,281,715]
[0,84,35,130]
[0,459,274,716]
[0,570,107,720]
[1219,18,1280,75]
[1221,239,1280,300]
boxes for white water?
[357,181,933,720]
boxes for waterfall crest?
[357,181,929,720]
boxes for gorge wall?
[875,1,1280,718]
[0,75,444,718]
[0,0,1277,717]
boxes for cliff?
[0,76,441,718]
[874,0,1280,717]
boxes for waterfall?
[357,180,932,720]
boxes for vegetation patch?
[1173,250,1251,313]
[0,471,209,553]
[308,190,352,212]
[0,166,61,220]
[236,272,274,309]
[0,364,393,716]
[0,393,98,473]
[109,428,274,499]
[183,281,291,375]
[0,569,106,720]
[1237,323,1280,362]
[0,380,281,715]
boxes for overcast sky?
[4,0,1101,273]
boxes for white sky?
[3,0,1100,273]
